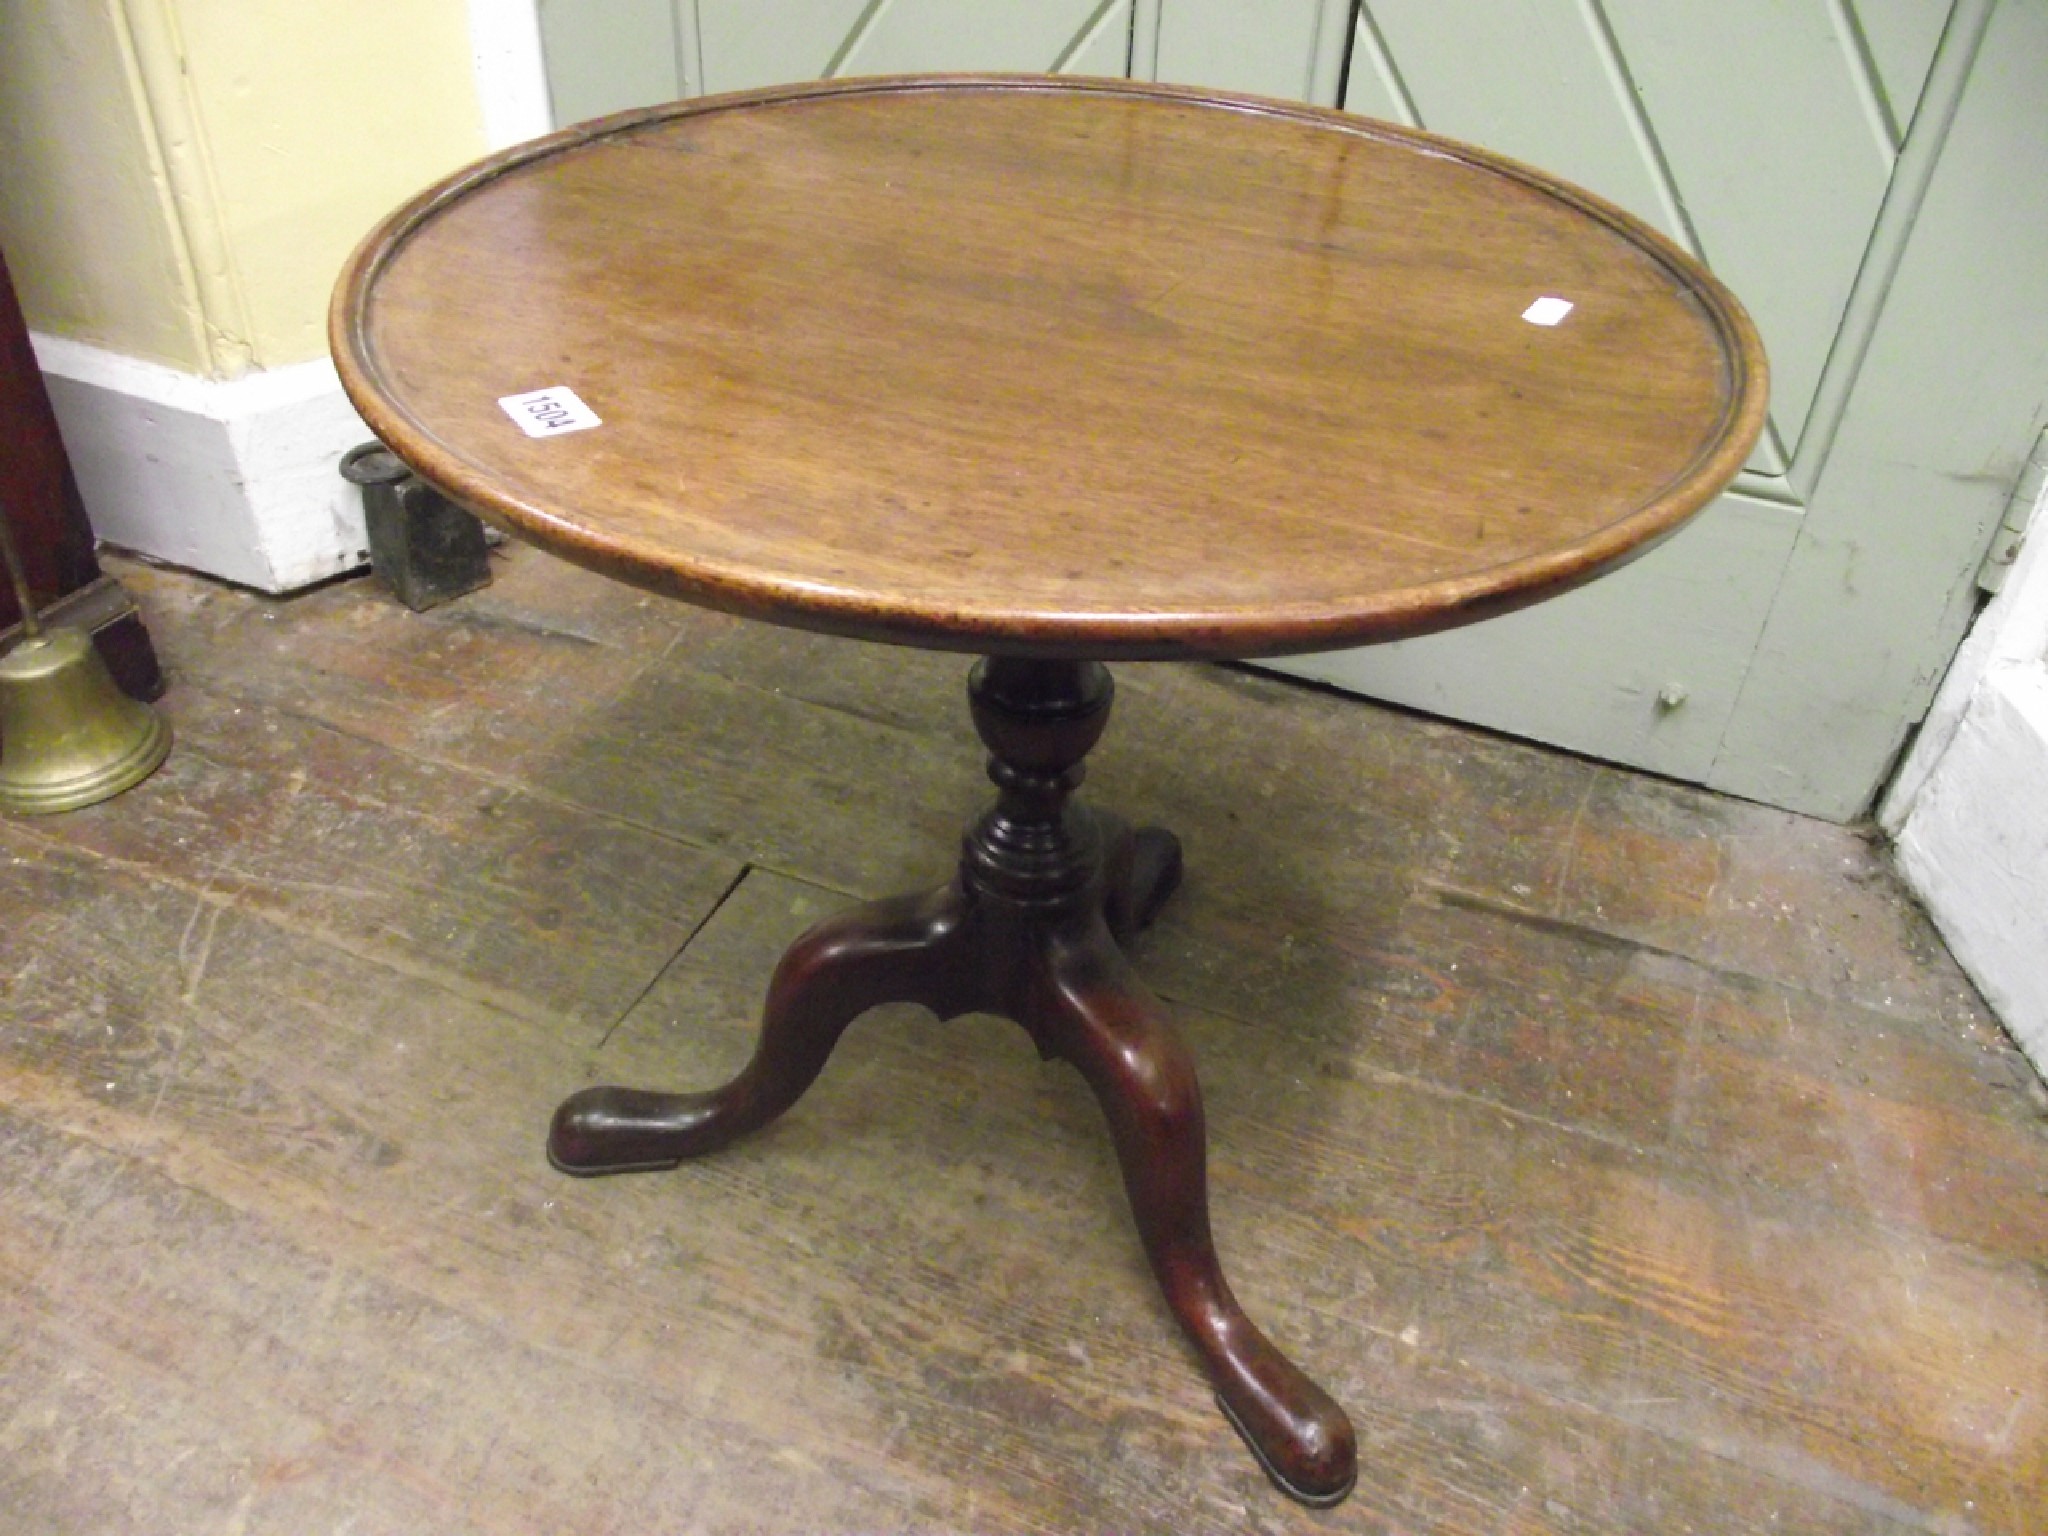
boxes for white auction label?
[1521,296,1574,327]
[498,386,601,437]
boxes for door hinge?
[1977,424,2048,595]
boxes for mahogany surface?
[329,76,1767,1508]
[332,76,1766,660]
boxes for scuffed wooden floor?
[4,546,2044,1535]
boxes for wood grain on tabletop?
[331,76,1767,659]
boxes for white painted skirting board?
[32,335,374,593]
[1893,662,2048,1068]
[1883,464,2048,1074]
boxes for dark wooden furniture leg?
[0,249,163,701]
[548,657,1357,1505]
[549,886,979,1171]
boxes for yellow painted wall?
[168,0,489,370]
[0,0,488,377]
[0,0,210,371]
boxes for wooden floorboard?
[2,546,2041,1534]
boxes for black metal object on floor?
[342,441,491,612]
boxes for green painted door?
[539,0,1135,116]
[535,0,2048,819]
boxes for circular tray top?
[333,76,1766,659]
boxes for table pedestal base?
[548,658,1357,1505]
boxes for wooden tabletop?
[332,76,1767,660]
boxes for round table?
[332,75,1766,1506]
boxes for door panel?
[1851,0,1950,139]
[537,0,686,124]
[696,0,872,93]
[1282,495,1802,783]
[1358,1,1688,248]
[1149,0,1351,104]
[1061,1,1137,77]
[1596,0,1893,462]
[1710,0,2048,816]
[537,0,1134,119]
[1337,7,1414,124]
[699,0,1128,90]
[835,0,1123,76]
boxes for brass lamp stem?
[0,492,45,640]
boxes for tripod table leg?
[1096,812,1185,949]
[1029,919,1358,1507]
[549,884,975,1175]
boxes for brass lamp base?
[0,625,171,815]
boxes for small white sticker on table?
[1521,296,1574,327]
[498,386,601,437]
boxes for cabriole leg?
[1021,919,1357,1506]
[549,885,975,1174]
